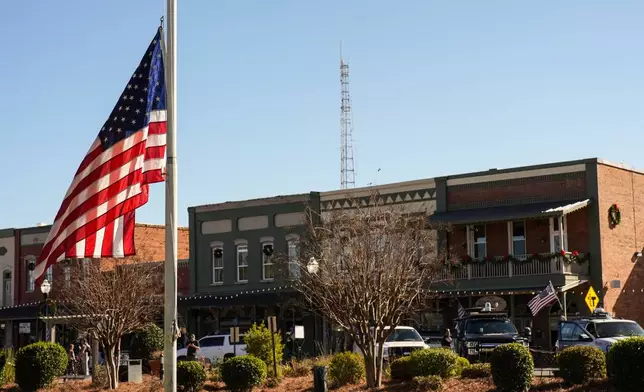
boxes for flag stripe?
[34,28,167,281]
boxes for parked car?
[453,302,529,362]
[176,334,246,363]
[353,326,429,360]
[555,308,644,353]
[419,332,443,348]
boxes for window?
[63,266,71,288]
[228,335,246,345]
[511,221,526,255]
[200,336,225,347]
[81,258,91,279]
[25,257,35,292]
[286,234,300,279]
[550,217,568,253]
[211,243,224,284]
[236,245,248,283]
[467,225,486,259]
[262,241,275,281]
[45,266,53,283]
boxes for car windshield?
[466,319,517,334]
[385,328,424,342]
[595,322,644,338]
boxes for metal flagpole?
[164,0,178,390]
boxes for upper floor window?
[286,234,301,279]
[467,225,486,259]
[236,242,248,283]
[25,257,36,292]
[211,242,224,284]
[261,237,275,281]
[511,221,526,255]
[63,265,71,288]
[45,265,53,284]
[550,217,568,252]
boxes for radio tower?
[340,54,356,189]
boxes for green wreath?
[609,204,621,226]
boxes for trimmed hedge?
[409,348,460,378]
[490,343,533,392]
[221,355,267,391]
[461,363,491,379]
[558,345,606,385]
[131,323,164,360]
[454,356,470,376]
[607,336,644,391]
[15,342,68,391]
[177,361,206,392]
[329,352,364,386]
[389,356,414,381]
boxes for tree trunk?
[105,344,119,389]
[363,351,379,388]
[375,343,385,388]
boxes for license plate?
[480,348,494,352]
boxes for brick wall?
[15,224,191,305]
[447,172,586,209]
[566,209,589,254]
[486,223,507,256]
[526,219,550,254]
[596,164,644,323]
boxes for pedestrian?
[186,334,199,361]
[441,329,453,349]
[67,344,76,375]
[79,339,91,376]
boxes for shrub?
[91,364,109,388]
[461,363,491,379]
[454,356,470,376]
[15,342,67,391]
[607,336,644,391]
[329,352,364,386]
[284,358,315,378]
[409,348,460,378]
[131,323,164,360]
[490,343,533,392]
[390,356,414,381]
[412,375,443,391]
[177,361,206,392]
[558,345,606,385]
[244,322,284,377]
[221,355,267,391]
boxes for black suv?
[454,305,530,362]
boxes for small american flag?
[34,28,167,280]
[457,300,467,318]
[528,281,558,315]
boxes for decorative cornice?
[448,171,585,192]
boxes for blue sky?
[1,0,643,227]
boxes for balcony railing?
[437,253,589,281]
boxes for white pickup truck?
[177,334,247,363]
[353,326,429,359]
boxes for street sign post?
[585,286,599,313]
[230,327,240,357]
[267,316,278,377]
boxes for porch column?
[91,338,99,373]
[510,294,515,323]
[561,291,567,320]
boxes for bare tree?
[289,196,444,388]
[56,260,163,389]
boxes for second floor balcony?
[437,252,589,281]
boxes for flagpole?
[164,0,178,390]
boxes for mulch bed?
[0,375,617,391]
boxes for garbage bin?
[128,359,143,384]
[312,365,328,392]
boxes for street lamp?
[306,257,319,274]
[40,280,51,342]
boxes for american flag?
[457,300,467,318]
[34,28,167,280]
[528,281,558,315]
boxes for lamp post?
[40,279,51,342]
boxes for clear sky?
[1,0,643,228]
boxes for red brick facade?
[448,173,586,208]
[596,163,644,324]
[14,224,190,306]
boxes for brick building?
[0,223,190,349]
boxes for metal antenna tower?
[340,52,356,189]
